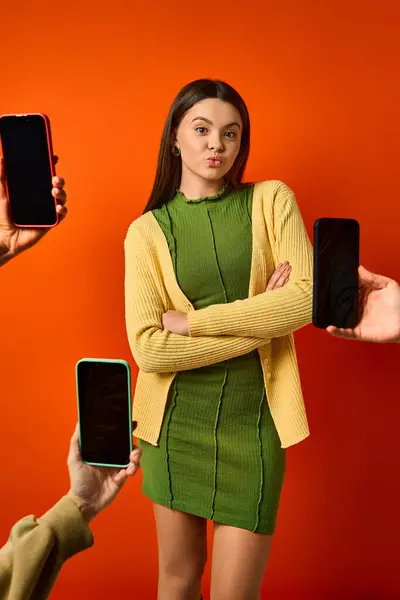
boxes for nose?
[208,133,224,153]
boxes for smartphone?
[76,358,133,468]
[0,113,58,227]
[312,218,360,329]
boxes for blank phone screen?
[77,361,131,466]
[0,114,57,226]
[313,218,360,329]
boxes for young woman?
[124,79,313,600]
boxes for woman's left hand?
[162,310,189,336]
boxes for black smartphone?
[76,359,133,468]
[312,218,360,329]
[0,113,58,227]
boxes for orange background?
[1,1,400,598]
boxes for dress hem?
[142,487,278,535]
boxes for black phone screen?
[0,114,57,226]
[313,218,360,329]
[77,360,132,467]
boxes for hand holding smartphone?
[0,113,58,227]
[76,359,133,468]
[312,218,360,329]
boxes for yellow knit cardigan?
[124,180,313,448]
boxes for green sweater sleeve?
[187,189,313,339]
[0,496,93,600]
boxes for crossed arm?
[125,190,312,373]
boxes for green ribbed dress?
[139,184,286,534]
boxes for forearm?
[128,325,267,373]
[0,496,93,600]
[125,224,268,373]
[186,185,314,340]
[188,280,312,339]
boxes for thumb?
[0,158,8,206]
[67,423,82,466]
[359,265,390,290]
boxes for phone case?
[75,358,133,468]
[0,112,58,228]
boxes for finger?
[129,448,142,464]
[56,205,68,221]
[266,264,285,290]
[280,264,292,280]
[358,265,390,290]
[51,188,67,206]
[52,175,65,188]
[70,423,79,445]
[113,469,130,488]
[52,188,67,204]
[274,273,290,288]
[326,326,339,335]
[56,204,68,216]
[125,461,140,477]
[269,265,291,290]
[68,423,82,464]
[326,326,355,339]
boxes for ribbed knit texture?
[0,496,93,600]
[124,180,313,449]
[139,185,286,534]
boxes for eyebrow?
[191,116,241,129]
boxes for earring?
[173,145,180,156]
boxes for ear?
[170,129,179,149]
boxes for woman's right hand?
[266,262,292,291]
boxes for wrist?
[66,490,98,523]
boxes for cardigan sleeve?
[124,223,267,373]
[187,187,313,339]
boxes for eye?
[225,131,237,139]
[195,126,207,134]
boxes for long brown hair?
[143,79,251,213]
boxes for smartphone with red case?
[0,113,58,227]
